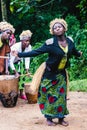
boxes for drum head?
[0,75,15,80]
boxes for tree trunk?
[1,0,7,21]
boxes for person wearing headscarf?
[12,18,82,126]
[0,21,15,74]
[9,30,32,100]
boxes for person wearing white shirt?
[9,30,32,100]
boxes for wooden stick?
[20,73,33,78]
[0,56,9,59]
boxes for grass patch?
[69,79,87,92]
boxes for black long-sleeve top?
[18,36,81,79]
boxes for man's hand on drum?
[11,51,18,57]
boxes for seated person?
[9,30,32,100]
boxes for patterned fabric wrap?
[38,73,69,119]
[10,60,30,90]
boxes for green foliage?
[70,79,87,92]
[65,15,87,81]
[68,40,87,81]
[76,0,87,23]
[9,0,72,43]
[65,15,80,40]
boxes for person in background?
[0,21,15,75]
[9,33,16,47]
[12,18,82,126]
[9,30,32,100]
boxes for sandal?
[20,95,27,100]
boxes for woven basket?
[0,75,19,94]
[25,83,38,104]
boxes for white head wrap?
[0,21,15,33]
[19,30,32,40]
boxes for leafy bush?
[70,79,87,92]
[65,15,87,81]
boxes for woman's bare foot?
[46,119,56,126]
[59,118,69,126]
[66,97,70,100]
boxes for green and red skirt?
[38,73,69,119]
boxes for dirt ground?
[0,92,87,130]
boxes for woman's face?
[22,38,30,49]
[1,30,12,40]
[52,23,65,36]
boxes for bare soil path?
[0,92,87,130]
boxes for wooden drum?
[0,75,19,94]
[25,83,38,104]
[0,75,19,107]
